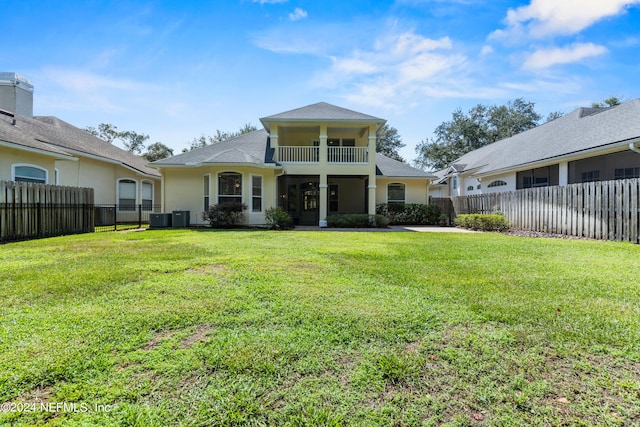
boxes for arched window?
[118,179,137,211]
[218,172,242,205]
[488,180,507,188]
[12,164,47,184]
[387,183,405,205]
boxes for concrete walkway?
[294,225,478,233]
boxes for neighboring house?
[152,102,435,226]
[430,99,640,197]
[0,72,161,207]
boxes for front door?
[279,176,320,226]
[299,182,319,225]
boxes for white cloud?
[35,68,157,113]
[289,8,308,21]
[522,43,608,69]
[491,0,640,41]
[313,31,470,108]
[480,45,494,56]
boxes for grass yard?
[0,229,639,426]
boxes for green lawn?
[0,230,638,426]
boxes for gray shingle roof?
[151,129,432,179]
[0,113,73,158]
[375,153,435,178]
[453,98,640,177]
[260,102,385,131]
[0,111,160,177]
[152,129,272,166]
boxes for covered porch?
[277,174,374,226]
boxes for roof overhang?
[55,145,161,178]
[470,136,640,179]
[150,162,283,170]
[260,118,386,133]
[0,139,78,161]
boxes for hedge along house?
[0,72,161,207]
[151,102,435,226]
[429,98,640,197]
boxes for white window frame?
[217,171,243,205]
[117,178,138,212]
[203,174,211,211]
[141,180,154,210]
[11,163,48,184]
[251,175,263,213]
[387,182,406,205]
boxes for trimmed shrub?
[264,206,293,230]
[454,213,509,231]
[376,203,442,225]
[326,214,389,228]
[202,202,247,228]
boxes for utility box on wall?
[171,210,190,228]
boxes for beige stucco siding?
[55,157,161,205]
[375,178,430,205]
[160,166,279,226]
[1,146,57,183]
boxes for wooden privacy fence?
[0,181,94,242]
[444,178,640,244]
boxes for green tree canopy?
[376,124,406,162]
[85,123,149,154]
[414,98,542,171]
[591,96,622,108]
[84,123,120,144]
[143,142,174,162]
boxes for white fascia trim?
[0,140,78,161]
[156,162,283,170]
[471,137,640,179]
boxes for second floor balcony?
[278,146,369,164]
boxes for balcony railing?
[328,146,368,163]
[278,146,319,163]
[278,146,369,163]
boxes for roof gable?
[151,129,271,167]
[375,153,435,178]
[260,102,385,131]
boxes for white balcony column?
[368,179,377,215]
[319,125,327,166]
[368,125,377,163]
[558,161,569,186]
[319,174,328,227]
[271,125,279,162]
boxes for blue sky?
[3,0,640,162]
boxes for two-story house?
[151,102,435,226]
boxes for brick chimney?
[0,72,34,117]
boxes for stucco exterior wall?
[55,157,161,205]
[0,147,57,183]
[161,166,279,226]
[482,173,516,193]
[375,178,429,205]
